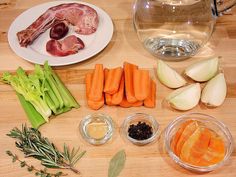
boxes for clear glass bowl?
[165,113,234,172]
[122,113,160,145]
[79,113,114,145]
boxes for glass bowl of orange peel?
[165,113,234,172]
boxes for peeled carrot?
[124,62,138,103]
[120,95,143,108]
[104,67,123,94]
[111,74,124,105]
[120,95,133,108]
[105,93,114,106]
[144,79,156,108]
[85,72,104,110]
[104,68,114,106]
[132,101,143,107]
[133,69,150,101]
[89,64,104,101]
[87,95,104,110]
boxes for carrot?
[133,69,150,101]
[119,95,133,108]
[87,95,104,110]
[85,72,104,110]
[111,74,124,105]
[124,62,138,103]
[89,64,104,101]
[103,68,114,106]
[105,93,114,106]
[104,67,123,94]
[144,79,156,108]
[132,101,143,107]
[120,95,143,108]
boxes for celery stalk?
[44,62,79,108]
[16,68,51,121]
[54,107,72,115]
[45,92,57,114]
[52,71,79,108]
[45,72,64,109]
[17,92,45,129]
[44,80,60,109]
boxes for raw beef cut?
[46,35,85,56]
[17,3,99,47]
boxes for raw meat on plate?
[17,3,99,47]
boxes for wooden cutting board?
[0,0,236,177]
[0,67,235,177]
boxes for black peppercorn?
[128,121,153,140]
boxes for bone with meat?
[17,3,99,47]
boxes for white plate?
[8,1,113,66]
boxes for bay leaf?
[108,149,126,177]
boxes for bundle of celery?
[1,62,79,128]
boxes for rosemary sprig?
[6,150,66,177]
[7,125,86,174]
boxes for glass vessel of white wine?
[133,0,236,61]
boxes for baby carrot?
[85,72,104,110]
[104,67,123,94]
[144,79,156,108]
[133,69,150,101]
[111,74,124,105]
[89,64,104,101]
[124,62,138,103]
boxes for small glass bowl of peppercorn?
[122,113,159,145]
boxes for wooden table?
[0,0,236,177]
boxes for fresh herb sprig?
[7,125,86,174]
[6,150,66,177]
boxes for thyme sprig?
[7,125,86,174]
[6,150,66,177]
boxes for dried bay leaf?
[108,150,126,177]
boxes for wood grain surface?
[0,0,236,177]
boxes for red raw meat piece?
[46,35,85,56]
